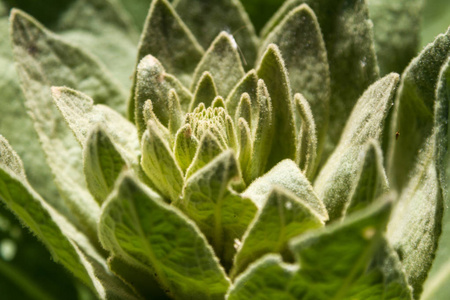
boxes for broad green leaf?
[231,187,324,279]
[423,57,450,300]
[261,4,329,161]
[228,200,394,300]
[185,131,224,179]
[11,9,130,238]
[83,126,126,205]
[344,140,389,217]
[237,118,252,184]
[141,121,184,202]
[0,136,137,299]
[257,45,296,169]
[191,32,245,97]
[243,159,328,222]
[173,0,258,68]
[190,71,218,111]
[99,173,230,300]
[314,74,399,220]
[55,0,139,90]
[134,55,192,136]
[387,27,450,190]
[108,256,169,300]
[226,70,258,118]
[294,93,318,180]
[51,87,139,165]
[176,150,257,270]
[263,0,379,161]
[128,0,203,120]
[387,136,443,298]
[174,124,199,173]
[367,0,423,75]
[248,79,274,181]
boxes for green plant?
[0,0,450,299]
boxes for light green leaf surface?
[235,94,252,127]
[83,126,126,205]
[257,45,296,169]
[128,0,203,119]
[99,173,230,300]
[231,187,324,279]
[243,159,328,222]
[294,93,318,180]
[191,32,245,97]
[177,150,257,269]
[141,121,184,202]
[367,0,423,75]
[11,9,132,238]
[227,200,395,300]
[174,124,200,173]
[261,4,329,161]
[226,70,258,118]
[167,89,183,139]
[173,0,258,68]
[134,55,192,136]
[237,118,253,184]
[387,136,443,298]
[314,74,399,220]
[55,0,138,90]
[387,27,450,190]
[423,57,450,300]
[185,131,224,179]
[263,0,379,161]
[115,0,152,31]
[344,140,389,217]
[190,71,218,111]
[0,136,137,299]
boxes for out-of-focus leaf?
[99,173,230,300]
[261,4,329,161]
[173,0,258,68]
[231,187,323,279]
[177,150,257,269]
[263,0,379,161]
[257,44,296,170]
[368,0,423,75]
[387,27,450,190]
[420,0,450,47]
[314,74,399,220]
[243,159,328,222]
[387,136,443,298]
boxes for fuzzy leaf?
[99,173,230,300]
[167,89,183,138]
[387,136,443,298]
[185,131,224,178]
[0,136,137,299]
[263,0,379,160]
[344,140,389,217]
[131,0,203,91]
[83,127,126,205]
[134,55,192,136]
[231,187,324,279]
[226,70,258,118]
[368,0,423,75]
[235,93,252,127]
[173,0,258,68]
[11,9,131,238]
[177,150,257,270]
[51,87,139,164]
[190,71,218,111]
[243,159,328,222]
[191,32,245,97]
[423,56,450,300]
[237,118,253,184]
[314,74,399,220]
[174,124,200,173]
[141,121,184,202]
[261,4,329,160]
[387,28,450,190]
[257,45,296,169]
[294,93,318,180]
[227,201,395,300]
